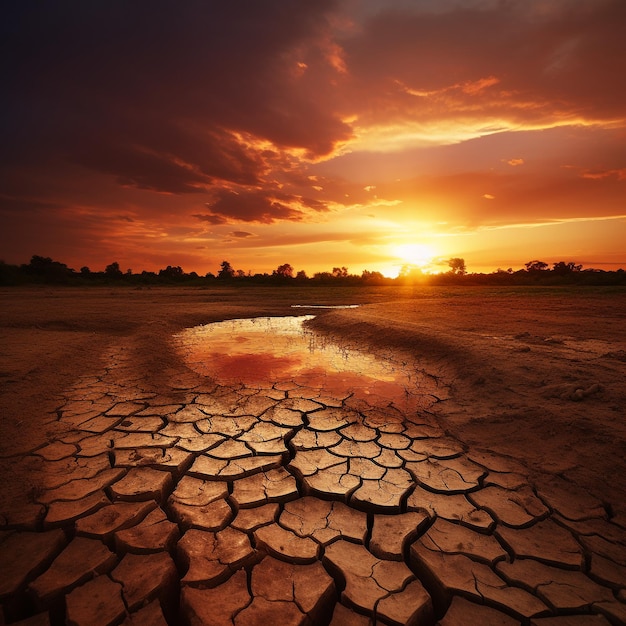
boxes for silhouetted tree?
[552,261,582,275]
[524,260,549,273]
[159,265,184,279]
[26,255,73,282]
[5,253,624,287]
[332,266,349,278]
[361,269,385,283]
[27,255,52,272]
[448,258,467,275]
[273,263,294,279]
[0,260,21,285]
[217,260,235,279]
[313,271,333,281]
[139,270,157,282]
[104,261,123,279]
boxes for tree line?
[1,255,624,286]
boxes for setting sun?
[390,243,438,269]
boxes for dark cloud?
[230,231,255,239]
[2,0,350,193]
[193,213,229,226]
[215,230,360,250]
[3,0,623,200]
[0,196,66,215]
[73,125,268,193]
[341,0,626,127]
[194,187,331,224]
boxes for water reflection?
[290,304,359,309]
[175,316,437,410]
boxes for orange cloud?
[581,168,626,180]
[340,1,626,142]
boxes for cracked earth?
[1,288,625,625]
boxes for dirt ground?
[2,284,625,523]
[308,288,626,518]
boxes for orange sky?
[2,0,625,277]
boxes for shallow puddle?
[175,316,437,410]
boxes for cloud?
[196,188,330,224]
[2,1,351,186]
[4,1,624,196]
[580,168,626,181]
[230,231,255,239]
[340,0,626,140]
[73,127,270,194]
[192,213,229,226]
[399,168,626,229]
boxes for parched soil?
[1,285,625,625]
[306,290,626,510]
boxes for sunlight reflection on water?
[290,304,360,309]
[175,316,436,410]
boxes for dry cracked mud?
[1,289,625,625]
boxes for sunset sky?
[2,0,625,277]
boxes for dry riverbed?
[1,285,625,625]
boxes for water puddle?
[175,316,437,410]
[290,304,360,309]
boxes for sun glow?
[390,243,437,268]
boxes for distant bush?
[1,256,624,287]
